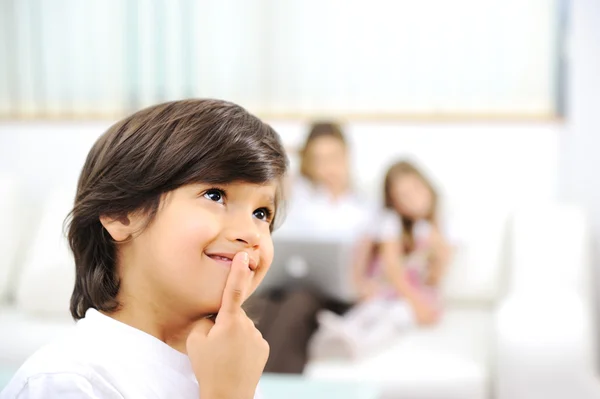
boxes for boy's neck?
[109,300,195,354]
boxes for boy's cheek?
[247,273,267,299]
[182,213,219,237]
[254,257,273,289]
[260,237,274,262]
[169,215,219,251]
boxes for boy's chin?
[191,307,219,322]
[191,280,260,318]
[201,313,218,322]
[198,294,254,319]
[187,294,222,320]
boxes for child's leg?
[311,298,416,359]
[310,298,390,359]
[317,297,388,335]
[387,299,416,329]
[357,299,414,352]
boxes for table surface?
[0,366,15,391]
[260,373,380,399]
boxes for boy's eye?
[203,189,225,204]
[253,207,273,222]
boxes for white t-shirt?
[371,210,438,278]
[374,209,433,244]
[370,209,456,281]
[1,309,259,399]
[277,178,375,242]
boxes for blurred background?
[0,0,599,398]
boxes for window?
[0,0,563,119]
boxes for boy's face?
[118,181,277,318]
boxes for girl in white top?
[1,99,289,399]
[364,160,451,319]
[315,160,452,357]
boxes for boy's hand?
[186,252,269,399]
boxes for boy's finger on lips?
[218,252,250,317]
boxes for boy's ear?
[99,214,134,242]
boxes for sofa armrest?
[494,292,598,399]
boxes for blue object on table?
[260,373,380,399]
[0,366,16,391]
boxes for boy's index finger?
[217,252,251,318]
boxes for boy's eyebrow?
[257,192,275,207]
[264,195,275,207]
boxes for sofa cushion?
[14,188,76,316]
[305,307,491,399]
[0,307,75,366]
[508,203,589,295]
[438,204,509,305]
[0,176,23,303]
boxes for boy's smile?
[204,251,259,271]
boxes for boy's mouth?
[205,252,257,271]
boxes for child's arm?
[351,235,378,301]
[380,239,437,325]
[426,225,453,287]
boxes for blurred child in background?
[281,122,370,239]
[253,122,374,373]
[313,160,452,358]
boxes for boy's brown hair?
[67,99,288,320]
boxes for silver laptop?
[255,238,358,303]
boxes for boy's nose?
[226,216,261,249]
[235,232,260,248]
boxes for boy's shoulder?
[20,332,91,368]
[1,333,122,399]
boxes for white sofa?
[0,177,598,399]
[304,203,599,399]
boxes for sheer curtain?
[0,0,559,119]
[267,0,559,116]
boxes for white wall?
[559,0,600,219]
[558,0,600,329]
[0,121,560,214]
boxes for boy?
[1,99,288,399]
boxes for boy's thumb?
[187,317,215,345]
